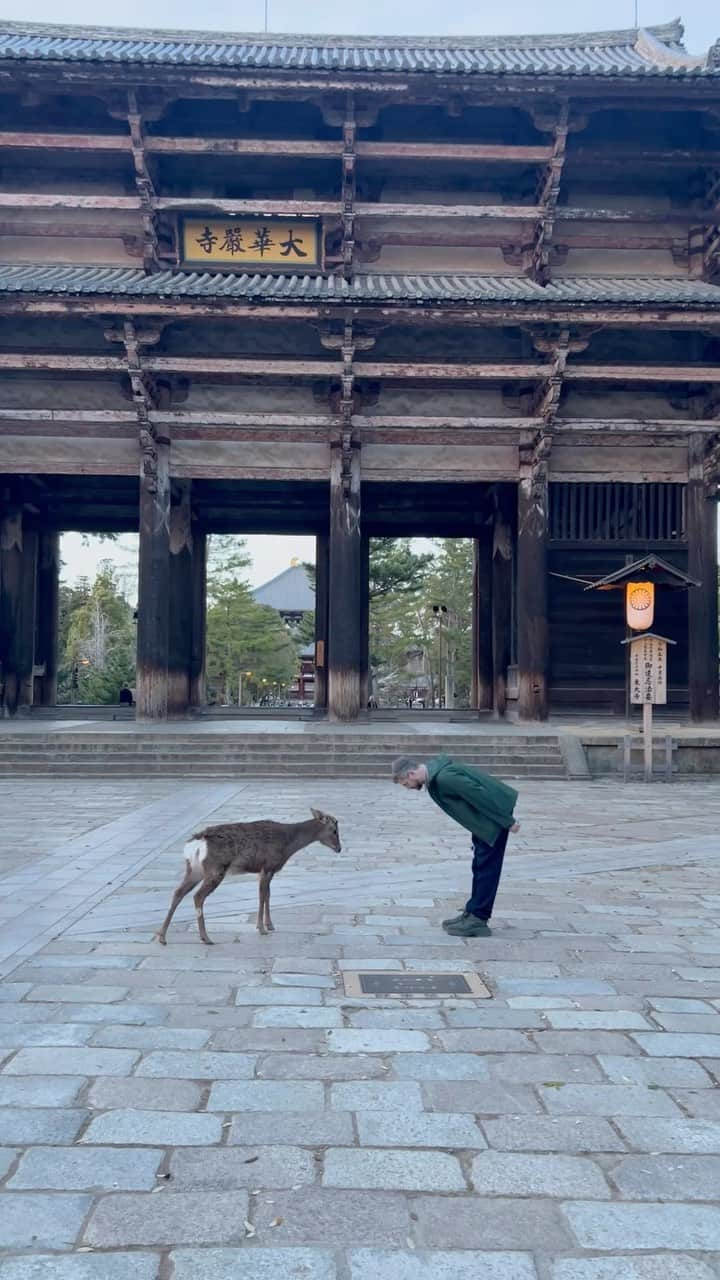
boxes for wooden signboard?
[182,217,320,268]
[629,633,668,706]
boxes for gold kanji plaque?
[182,218,319,268]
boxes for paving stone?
[347,1010,445,1030]
[272,973,335,988]
[495,979,615,996]
[0,1076,85,1107]
[0,985,32,1002]
[412,1196,573,1250]
[550,1256,717,1280]
[649,999,714,1014]
[599,1055,712,1087]
[533,1032,641,1056]
[357,1110,486,1149]
[93,1026,211,1050]
[235,987,322,1006]
[506,997,574,1009]
[424,1081,541,1115]
[633,1032,720,1057]
[445,1010,546,1029]
[437,1030,534,1053]
[609,1153,720,1200]
[26,985,129,1003]
[0,1149,18,1178]
[8,1146,163,1190]
[211,1029,324,1053]
[390,1052,490,1080]
[86,1078,203,1112]
[471,1151,610,1198]
[669,1088,720,1118]
[135,1050,256,1079]
[228,1111,354,1146]
[253,1008,343,1029]
[0,1192,91,1248]
[546,1011,650,1030]
[0,1025,93,1049]
[615,1117,720,1152]
[81,1109,222,1145]
[258,1053,386,1080]
[330,1081,423,1112]
[50,1004,167,1025]
[168,1144,315,1189]
[207,1078,325,1111]
[0,1253,160,1280]
[323,1147,465,1191]
[485,1054,602,1084]
[539,1083,682,1117]
[249,1187,410,1245]
[349,1249,538,1280]
[2,1048,139,1076]
[650,1013,720,1033]
[563,1201,720,1250]
[0,1109,87,1145]
[482,1117,626,1153]
[170,1249,336,1280]
[83,1191,249,1246]
[326,1029,429,1054]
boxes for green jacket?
[426,754,518,847]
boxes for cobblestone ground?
[1,775,720,1279]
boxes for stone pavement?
[0,774,720,1279]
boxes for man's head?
[392,756,427,790]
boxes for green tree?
[424,539,474,706]
[58,562,136,703]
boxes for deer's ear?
[311,807,322,820]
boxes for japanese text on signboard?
[182,218,319,268]
[630,635,668,705]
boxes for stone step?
[0,761,566,778]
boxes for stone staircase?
[0,731,568,779]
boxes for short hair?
[392,755,421,781]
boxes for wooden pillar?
[0,503,37,715]
[360,533,370,709]
[168,481,193,717]
[314,533,329,712]
[190,529,207,709]
[471,524,494,711]
[35,530,60,706]
[328,445,362,721]
[688,435,719,722]
[517,467,549,721]
[136,434,171,721]
[491,509,512,718]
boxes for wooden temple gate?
[0,18,719,723]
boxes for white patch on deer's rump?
[183,838,208,876]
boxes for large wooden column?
[190,529,207,709]
[328,444,362,721]
[471,524,494,711]
[0,501,37,715]
[491,508,513,718]
[516,443,550,721]
[314,533,329,712]
[136,432,171,721]
[688,435,719,722]
[35,530,60,706]
[168,481,194,717]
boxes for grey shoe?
[442,911,469,929]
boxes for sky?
[34,0,717,587]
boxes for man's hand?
[511,821,521,834]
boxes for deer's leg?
[154,860,200,945]
[264,873,276,933]
[193,871,224,946]
[256,871,271,935]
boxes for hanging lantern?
[626,581,655,631]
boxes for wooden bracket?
[106,320,169,493]
[702,431,720,495]
[524,102,570,286]
[689,168,720,281]
[341,92,357,282]
[127,90,160,273]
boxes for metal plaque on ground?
[343,971,491,999]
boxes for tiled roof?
[0,19,715,77]
[0,265,719,307]
[253,565,315,613]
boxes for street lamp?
[432,605,447,708]
[238,670,253,706]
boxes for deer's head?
[311,809,341,853]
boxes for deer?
[154,809,341,946]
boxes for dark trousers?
[465,827,509,920]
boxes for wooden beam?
[687,433,720,722]
[168,479,194,715]
[517,430,550,720]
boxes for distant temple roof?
[1,266,720,308]
[252,564,315,614]
[0,18,717,77]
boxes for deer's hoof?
[154,933,167,947]
[266,923,275,932]
[257,925,267,935]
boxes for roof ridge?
[0,17,687,51]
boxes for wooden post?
[167,481,193,717]
[517,459,549,720]
[190,529,207,709]
[314,533,329,713]
[491,509,512,718]
[136,434,171,721]
[643,701,653,782]
[688,435,719,722]
[36,530,60,706]
[0,503,37,715]
[328,445,362,721]
[471,525,494,711]
[360,533,370,710]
